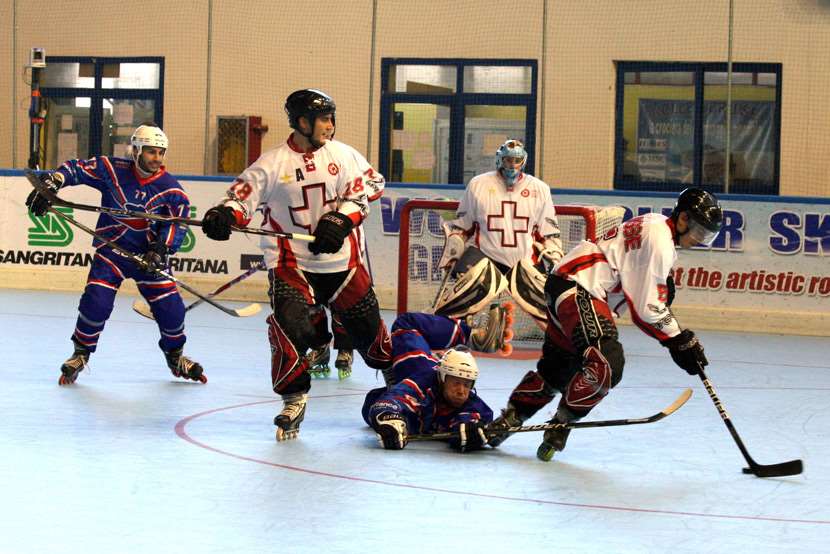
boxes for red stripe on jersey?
[557,252,608,276]
[624,291,672,341]
[133,165,167,186]
[268,215,298,269]
[102,157,127,206]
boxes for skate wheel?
[198,374,208,384]
[505,313,515,326]
[536,442,555,462]
[503,328,514,342]
[502,302,515,313]
[499,343,513,357]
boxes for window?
[380,59,537,185]
[35,57,164,168]
[615,62,781,195]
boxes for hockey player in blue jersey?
[25,124,205,386]
[362,307,513,453]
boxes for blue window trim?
[38,56,165,157]
[614,61,782,195]
[379,58,537,185]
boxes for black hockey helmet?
[672,187,723,246]
[284,89,336,133]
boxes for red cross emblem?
[487,201,530,247]
[289,182,337,232]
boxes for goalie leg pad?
[434,256,508,319]
[507,258,548,325]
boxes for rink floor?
[1,288,827,553]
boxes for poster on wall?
[637,99,774,185]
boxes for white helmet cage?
[437,345,479,384]
[130,125,169,162]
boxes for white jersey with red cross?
[552,212,681,342]
[220,134,384,273]
[448,170,560,268]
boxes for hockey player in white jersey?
[435,139,563,328]
[488,188,722,461]
[201,89,392,441]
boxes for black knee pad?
[338,290,381,350]
[598,337,625,387]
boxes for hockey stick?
[407,387,693,441]
[42,206,256,318]
[698,368,803,478]
[132,261,265,320]
[24,169,314,242]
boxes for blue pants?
[71,248,186,353]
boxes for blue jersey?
[364,370,493,435]
[56,156,189,254]
[362,312,493,435]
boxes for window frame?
[38,56,165,160]
[379,58,537,185]
[614,61,782,195]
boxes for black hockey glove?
[373,412,407,450]
[666,274,676,307]
[661,329,708,376]
[141,241,169,274]
[308,211,354,255]
[25,172,63,217]
[202,205,237,241]
[449,421,488,453]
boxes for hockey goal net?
[396,199,626,347]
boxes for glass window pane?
[389,103,450,183]
[639,71,694,86]
[101,63,161,89]
[463,105,527,184]
[757,72,777,87]
[44,97,91,168]
[704,71,754,85]
[101,98,157,158]
[703,72,777,189]
[621,72,695,184]
[41,63,94,88]
[388,65,456,94]
[463,66,532,94]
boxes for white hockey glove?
[374,412,408,450]
[439,232,466,270]
[539,236,564,273]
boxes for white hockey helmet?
[494,139,527,187]
[437,345,479,384]
[131,124,168,160]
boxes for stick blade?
[232,303,262,317]
[660,387,693,417]
[743,459,803,478]
[132,299,155,320]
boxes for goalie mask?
[437,345,478,384]
[494,139,527,189]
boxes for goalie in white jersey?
[488,188,723,461]
[435,139,563,328]
[202,89,392,441]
